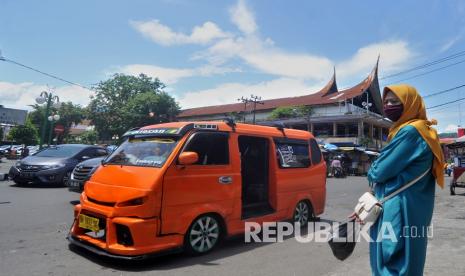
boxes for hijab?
[383,84,445,188]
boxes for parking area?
[0,158,464,275]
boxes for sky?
[1,0,465,133]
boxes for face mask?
[384,105,404,122]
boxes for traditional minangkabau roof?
[178,59,382,118]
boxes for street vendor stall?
[446,136,465,195]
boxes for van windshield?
[105,137,178,167]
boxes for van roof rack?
[223,118,236,131]
[272,123,286,136]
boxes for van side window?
[275,142,310,168]
[309,138,322,165]
[183,132,229,165]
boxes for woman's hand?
[348,212,365,224]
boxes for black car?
[9,144,108,186]
[68,156,105,192]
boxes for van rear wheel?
[185,215,221,255]
[294,201,312,226]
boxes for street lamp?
[362,101,372,112]
[47,113,60,146]
[112,134,119,144]
[36,91,60,149]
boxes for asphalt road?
[0,158,464,276]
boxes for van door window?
[183,132,229,165]
[309,138,322,165]
[275,142,310,168]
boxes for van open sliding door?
[238,136,274,219]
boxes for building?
[0,106,28,141]
[178,60,392,149]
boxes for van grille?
[87,196,116,207]
[72,166,94,181]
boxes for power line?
[427,96,465,109]
[380,49,465,80]
[423,84,465,99]
[0,55,92,91]
[383,58,465,84]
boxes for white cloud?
[118,64,195,84]
[130,20,229,46]
[229,0,257,35]
[0,82,93,110]
[115,64,241,85]
[178,78,325,109]
[337,41,413,79]
[440,31,464,52]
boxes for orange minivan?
[68,121,326,259]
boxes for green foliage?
[88,74,180,140]
[75,130,99,145]
[7,117,39,145]
[269,105,313,120]
[359,137,373,147]
[29,101,85,143]
[269,106,298,119]
[0,127,4,141]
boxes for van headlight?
[15,161,22,167]
[117,196,148,207]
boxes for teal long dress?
[367,125,435,276]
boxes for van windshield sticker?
[135,159,164,166]
[123,128,179,136]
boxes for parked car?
[9,144,108,186]
[68,156,105,193]
[68,121,326,259]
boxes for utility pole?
[238,94,264,124]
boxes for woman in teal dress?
[367,84,444,276]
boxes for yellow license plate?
[78,214,100,232]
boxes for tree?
[78,130,99,145]
[295,105,314,131]
[7,118,39,145]
[0,127,4,141]
[29,102,84,143]
[88,74,180,140]
[269,106,299,120]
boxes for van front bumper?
[67,235,182,260]
[69,206,184,258]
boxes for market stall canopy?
[324,144,339,151]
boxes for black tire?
[62,171,72,187]
[184,214,222,255]
[14,180,27,186]
[450,183,456,196]
[293,200,313,226]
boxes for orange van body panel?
[69,121,326,258]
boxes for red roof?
[179,61,381,118]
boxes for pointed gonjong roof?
[178,60,382,118]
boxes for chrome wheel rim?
[189,216,220,253]
[294,202,309,225]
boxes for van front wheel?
[185,215,221,255]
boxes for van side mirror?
[178,152,199,165]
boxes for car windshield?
[34,145,84,158]
[105,137,178,167]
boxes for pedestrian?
[21,144,29,159]
[366,84,444,275]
